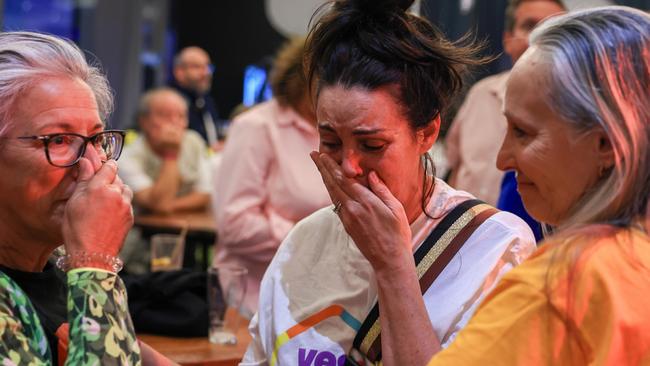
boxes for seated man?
[120,87,211,214]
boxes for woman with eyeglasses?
[0,32,171,365]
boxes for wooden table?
[139,311,251,366]
[134,209,217,269]
[134,209,216,235]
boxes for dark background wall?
[423,0,511,79]
[170,0,286,120]
[170,0,514,119]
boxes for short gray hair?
[0,31,113,138]
[136,87,187,120]
[530,6,650,229]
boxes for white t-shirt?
[241,179,536,366]
[118,130,212,196]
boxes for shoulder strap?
[347,199,498,365]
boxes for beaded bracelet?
[55,251,124,273]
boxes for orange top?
[428,227,650,365]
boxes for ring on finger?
[332,201,342,214]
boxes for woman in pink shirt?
[212,38,330,316]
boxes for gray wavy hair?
[530,6,650,229]
[0,31,113,138]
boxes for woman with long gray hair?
[424,6,650,365]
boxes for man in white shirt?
[119,87,211,214]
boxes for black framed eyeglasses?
[17,130,126,168]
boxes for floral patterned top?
[0,268,142,365]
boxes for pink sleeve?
[213,115,294,263]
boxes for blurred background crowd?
[3,0,647,133]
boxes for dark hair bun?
[346,0,414,14]
[306,0,489,131]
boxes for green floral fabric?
[0,269,142,365]
[0,270,49,365]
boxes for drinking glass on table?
[150,233,185,271]
[207,265,247,345]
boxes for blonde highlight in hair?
[269,37,308,109]
[529,6,650,231]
